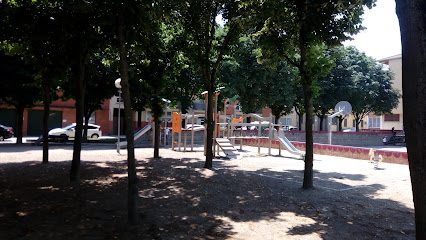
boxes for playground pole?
[203,92,208,156]
[278,124,282,156]
[213,92,219,158]
[258,121,261,154]
[191,111,194,151]
[164,121,166,146]
[184,131,187,151]
[178,120,182,152]
[152,122,155,147]
[172,131,174,150]
[268,123,272,155]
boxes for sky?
[343,0,402,60]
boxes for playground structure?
[217,114,305,158]
[114,97,401,165]
[171,111,206,152]
[170,110,305,159]
[116,124,152,148]
[127,88,303,158]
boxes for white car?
[185,124,205,131]
[343,127,356,132]
[49,123,102,139]
[283,125,299,131]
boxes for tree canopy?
[0,51,40,144]
[219,38,297,121]
[344,47,400,131]
[256,0,375,189]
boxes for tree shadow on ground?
[0,142,119,153]
[137,157,415,239]
[0,160,142,239]
[0,153,415,239]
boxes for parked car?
[283,125,299,131]
[343,127,356,132]
[383,135,405,146]
[185,124,205,131]
[0,124,14,141]
[48,123,102,139]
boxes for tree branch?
[212,23,236,77]
[283,53,299,69]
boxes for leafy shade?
[0,52,40,144]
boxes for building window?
[368,117,381,128]
[384,114,400,121]
[279,117,293,126]
[344,119,347,127]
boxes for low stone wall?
[283,131,392,147]
[242,138,408,165]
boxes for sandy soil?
[0,142,415,239]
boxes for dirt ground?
[0,141,415,239]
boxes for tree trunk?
[118,12,139,225]
[204,74,214,169]
[137,111,142,128]
[319,115,324,131]
[42,80,50,164]
[396,1,426,238]
[70,51,87,182]
[82,110,92,142]
[298,113,303,130]
[354,115,360,132]
[298,15,314,189]
[338,117,344,131]
[302,83,314,189]
[154,118,160,158]
[15,105,24,144]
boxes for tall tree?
[395,1,426,238]
[57,1,108,182]
[219,38,270,114]
[135,34,174,158]
[1,1,67,163]
[346,47,400,131]
[257,0,374,189]
[315,46,363,131]
[178,0,254,168]
[109,0,174,225]
[116,9,139,224]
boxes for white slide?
[117,124,152,147]
[276,129,305,156]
